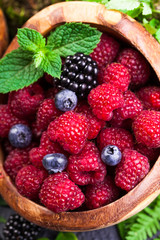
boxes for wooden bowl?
[0,1,160,232]
[0,8,8,58]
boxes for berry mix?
[1,29,160,214]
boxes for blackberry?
[3,214,41,240]
[54,53,98,98]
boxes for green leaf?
[106,0,141,18]
[34,50,61,78]
[0,48,44,93]
[0,216,6,223]
[17,28,46,53]
[0,196,7,206]
[47,23,102,57]
[154,28,160,43]
[141,2,152,15]
[55,232,78,240]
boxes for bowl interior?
[0,1,160,231]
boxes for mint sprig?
[0,23,101,93]
[55,232,78,240]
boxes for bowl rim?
[0,1,160,231]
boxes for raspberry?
[45,87,59,99]
[85,176,119,209]
[39,172,85,213]
[110,90,143,127]
[16,165,48,200]
[54,53,98,98]
[115,149,150,191]
[136,86,160,111]
[134,143,160,162]
[75,101,105,139]
[67,141,107,185]
[97,127,134,152]
[8,83,44,119]
[4,148,32,181]
[29,131,65,168]
[102,63,131,92]
[90,33,120,69]
[88,83,124,121]
[133,110,160,148]
[47,111,89,154]
[0,105,27,138]
[36,98,62,134]
[117,48,150,88]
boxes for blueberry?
[8,124,32,148]
[42,153,68,173]
[101,145,122,166]
[55,89,78,112]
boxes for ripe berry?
[3,214,41,240]
[101,145,122,166]
[39,172,85,213]
[8,124,32,148]
[133,110,160,148]
[42,153,68,173]
[55,89,78,111]
[117,48,150,88]
[115,149,150,191]
[90,33,120,68]
[53,53,98,98]
[88,83,124,121]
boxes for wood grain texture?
[0,1,160,231]
[0,9,8,58]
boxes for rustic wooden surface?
[0,1,160,232]
[0,9,8,58]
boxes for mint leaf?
[17,28,46,53]
[47,23,102,57]
[0,216,6,223]
[106,0,141,18]
[0,48,43,93]
[36,238,50,240]
[55,232,78,240]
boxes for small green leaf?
[47,23,102,57]
[35,50,61,78]
[141,2,152,15]
[154,28,160,43]
[17,28,46,53]
[55,232,78,240]
[0,48,44,93]
[0,196,7,206]
[106,0,141,18]
[0,216,6,223]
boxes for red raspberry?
[117,48,150,88]
[134,143,160,162]
[102,63,131,92]
[75,101,105,139]
[90,33,120,69]
[97,68,105,85]
[67,141,106,185]
[16,165,48,200]
[29,131,65,168]
[0,105,27,138]
[115,149,150,191]
[4,148,32,181]
[133,110,160,148]
[136,86,160,111]
[97,127,134,152]
[8,83,44,119]
[110,91,143,127]
[88,83,124,121]
[36,98,62,134]
[47,111,89,154]
[45,87,59,99]
[39,172,85,213]
[85,176,119,209]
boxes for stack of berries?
[1,32,160,213]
